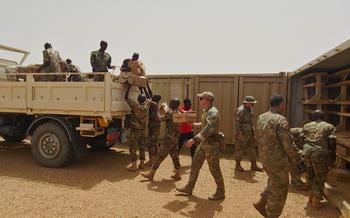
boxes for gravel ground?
[0,139,342,218]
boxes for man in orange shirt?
[178,99,196,158]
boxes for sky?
[2,0,350,74]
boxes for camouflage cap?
[243,96,257,104]
[197,91,214,101]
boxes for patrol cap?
[243,96,257,104]
[197,91,214,101]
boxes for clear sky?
[2,0,350,74]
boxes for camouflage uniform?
[148,101,161,158]
[184,106,225,195]
[303,120,336,199]
[234,105,257,163]
[42,48,62,73]
[127,99,149,162]
[152,109,181,170]
[90,50,112,81]
[255,109,303,217]
[289,128,306,187]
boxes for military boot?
[253,197,267,217]
[176,185,193,195]
[141,169,156,181]
[208,191,225,201]
[138,160,145,169]
[235,161,245,172]
[126,161,138,172]
[250,161,263,172]
[144,156,154,167]
[171,169,182,181]
[311,196,323,208]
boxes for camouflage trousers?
[127,129,147,162]
[289,160,303,185]
[148,126,160,158]
[305,148,330,198]
[152,133,180,171]
[235,135,257,162]
[185,142,225,194]
[260,166,289,217]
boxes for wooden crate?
[173,111,197,123]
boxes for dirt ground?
[0,139,342,218]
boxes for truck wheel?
[2,135,26,143]
[31,122,74,167]
[88,134,113,151]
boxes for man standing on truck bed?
[38,42,62,80]
[90,40,116,81]
[124,84,149,171]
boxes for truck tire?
[2,135,26,143]
[31,122,75,167]
[88,134,113,151]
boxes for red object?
[179,106,193,134]
[107,131,120,143]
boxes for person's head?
[311,110,324,121]
[270,95,285,113]
[243,96,257,109]
[197,91,214,109]
[152,94,161,103]
[100,40,108,51]
[44,42,52,49]
[132,52,139,61]
[183,98,192,110]
[137,94,146,104]
[66,59,72,65]
[169,98,180,110]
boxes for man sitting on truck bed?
[37,42,62,81]
[90,40,116,81]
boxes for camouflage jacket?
[161,109,181,137]
[90,50,112,72]
[127,99,149,131]
[148,101,161,128]
[234,105,254,136]
[43,48,62,73]
[195,106,220,143]
[255,109,303,170]
[303,120,336,150]
[290,127,305,150]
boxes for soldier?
[66,59,82,81]
[141,98,182,181]
[303,110,336,208]
[254,95,305,217]
[176,91,225,201]
[128,53,152,98]
[90,40,116,81]
[38,42,62,80]
[234,96,263,172]
[124,85,149,171]
[144,94,162,166]
[289,128,308,190]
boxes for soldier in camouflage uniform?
[142,98,182,181]
[303,110,336,208]
[66,59,82,81]
[124,85,149,171]
[176,91,225,201]
[38,43,62,81]
[90,40,116,81]
[234,96,263,172]
[254,95,305,217]
[144,94,162,166]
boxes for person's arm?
[124,85,131,101]
[195,110,218,143]
[90,52,96,71]
[234,109,243,139]
[107,55,116,70]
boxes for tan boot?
[141,169,156,181]
[311,196,323,208]
[208,192,225,201]
[235,161,244,172]
[138,160,145,169]
[176,186,192,195]
[253,198,267,217]
[144,159,153,167]
[126,161,138,172]
[250,162,263,172]
[171,169,182,181]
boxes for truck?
[0,44,138,167]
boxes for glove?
[296,162,306,174]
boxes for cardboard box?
[118,71,131,84]
[128,74,148,88]
[173,111,197,123]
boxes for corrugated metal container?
[150,73,287,144]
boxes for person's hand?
[185,139,195,148]
[111,65,117,70]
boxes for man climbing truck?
[0,44,137,167]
